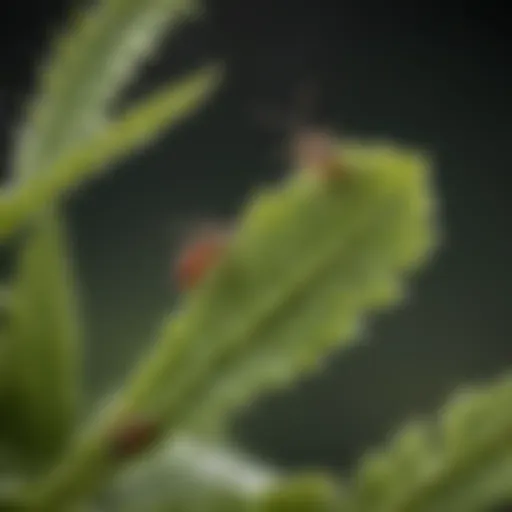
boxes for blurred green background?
[0,0,510,473]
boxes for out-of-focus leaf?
[0,286,17,452]
[8,210,82,462]
[22,138,438,510]
[12,0,201,180]
[0,286,10,398]
[345,372,512,512]
[256,471,344,512]
[0,64,222,242]
[98,435,344,512]
[101,435,277,512]
[130,138,439,439]
[1,0,213,470]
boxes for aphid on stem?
[109,416,161,460]
[252,81,343,180]
[172,219,232,292]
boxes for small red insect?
[109,416,160,459]
[173,222,231,291]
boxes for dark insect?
[109,416,161,459]
[251,80,343,179]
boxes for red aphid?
[110,417,160,459]
[173,223,231,291]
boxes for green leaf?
[257,472,344,512]
[0,0,211,470]
[0,65,222,242]
[0,288,29,477]
[0,286,10,398]
[21,137,438,510]
[12,0,201,180]
[345,372,512,512]
[127,138,438,439]
[8,209,82,463]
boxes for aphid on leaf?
[109,416,161,460]
[252,81,344,180]
[173,220,232,291]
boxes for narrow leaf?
[8,209,82,462]
[12,0,201,180]
[1,0,211,469]
[0,65,222,242]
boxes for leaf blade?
[23,138,439,509]
[0,64,222,242]
[12,0,201,180]
[132,139,439,438]
[8,209,82,461]
[346,372,512,512]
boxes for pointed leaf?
[12,0,201,180]
[8,209,82,462]
[1,0,208,466]
[0,65,222,242]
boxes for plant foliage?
[0,0,508,511]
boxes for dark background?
[0,0,510,474]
